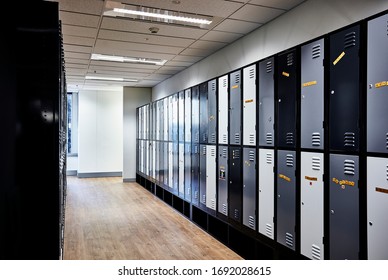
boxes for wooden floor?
[64,176,243,260]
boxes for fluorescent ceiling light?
[113,8,212,25]
[85,76,138,82]
[91,53,167,66]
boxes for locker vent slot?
[211,133,216,143]
[235,73,240,84]
[195,191,198,200]
[222,148,227,158]
[312,44,321,59]
[386,133,388,149]
[234,209,240,220]
[222,203,227,215]
[312,245,321,260]
[265,224,272,237]
[210,148,216,157]
[266,61,273,73]
[223,78,227,88]
[285,233,294,248]
[223,134,227,143]
[286,133,294,145]
[211,199,215,210]
[344,32,356,49]
[344,160,355,175]
[235,133,240,144]
[202,146,206,155]
[287,53,294,66]
[312,133,321,146]
[249,68,255,79]
[194,146,198,153]
[211,82,216,91]
[233,149,240,159]
[386,164,388,181]
[312,157,321,171]
[202,194,206,204]
[266,133,273,145]
[187,187,191,196]
[266,153,273,164]
[286,154,294,167]
[344,132,355,147]
[248,216,255,229]
[249,151,255,162]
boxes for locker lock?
[369,221,373,226]
[369,84,373,89]
[331,90,335,95]
[278,194,281,198]
[330,210,335,215]
[278,99,282,103]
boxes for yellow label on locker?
[333,51,345,65]
[232,85,239,89]
[302,81,317,87]
[376,187,388,194]
[245,99,254,103]
[305,176,318,181]
[282,71,290,77]
[332,177,355,187]
[209,115,215,121]
[375,81,388,88]
[279,174,291,182]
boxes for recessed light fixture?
[91,53,167,66]
[85,76,138,82]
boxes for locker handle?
[330,210,335,215]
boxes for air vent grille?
[266,224,273,237]
[266,153,273,164]
[234,209,240,220]
[202,146,206,155]
[386,164,388,181]
[312,245,321,260]
[223,134,227,143]
[222,148,227,158]
[249,151,255,162]
[211,133,216,143]
[223,78,227,88]
[249,68,255,79]
[344,159,355,175]
[286,132,294,145]
[287,53,294,66]
[249,134,255,144]
[286,154,294,167]
[234,133,240,144]
[248,216,255,229]
[202,194,206,204]
[211,81,216,91]
[222,203,227,215]
[312,44,321,59]
[312,132,321,146]
[344,132,355,147]
[312,157,321,171]
[233,149,240,159]
[210,147,216,157]
[235,73,240,84]
[344,31,356,49]
[194,145,198,153]
[286,232,294,248]
[211,199,215,210]
[266,133,273,145]
[386,133,388,149]
[266,61,273,73]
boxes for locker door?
[184,89,191,143]
[173,142,179,193]
[192,144,200,206]
[367,157,388,259]
[139,140,144,174]
[200,82,208,144]
[166,142,171,187]
[159,141,164,183]
[208,79,217,144]
[137,107,141,140]
[164,98,168,141]
[199,144,207,206]
[258,58,275,147]
[192,86,200,144]
[329,154,359,259]
[277,150,296,250]
[229,147,242,223]
[206,145,217,210]
[230,70,242,145]
[152,141,156,180]
[179,91,185,143]
[155,141,160,182]
[156,101,160,141]
[145,105,149,140]
[277,51,297,148]
[301,152,324,260]
[142,106,146,140]
[168,96,173,141]
[179,143,185,198]
[145,140,149,176]
[218,145,228,216]
[243,148,256,230]
[218,75,228,144]
[258,149,275,239]
[184,143,192,202]
[301,39,325,149]
[329,25,360,152]
[243,65,256,146]
[367,14,388,153]
[172,94,178,143]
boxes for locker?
[159,100,164,141]
[145,140,149,176]
[277,150,296,250]
[185,143,192,202]
[155,141,160,182]
[139,140,144,174]
[144,105,149,140]
[243,148,256,230]
[301,39,325,149]
[173,142,179,193]
[229,147,242,223]
[159,141,164,184]
[151,103,156,141]
[258,57,275,147]
[192,86,200,144]
[163,97,168,141]
[142,106,146,140]
[218,146,228,216]
[200,82,208,144]
[184,89,192,143]
[166,142,171,188]
[172,94,178,142]
[199,145,207,206]
[208,79,217,144]
[300,152,324,260]
[168,96,173,141]
[329,154,359,259]
[156,101,161,141]
[258,149,275,239]
[206,145,217,210]
[192,144,200,206]
[151,141,156,180]
[367,14,388,153]
[178,91,185,143]
[137,108,141,140]
[277,50,297,148]
[367,157,388,259]
[218,75,228,144]
[179,143,185,198]
[243,65,256,146]
[230,70,242,145]
[329,25,360,152]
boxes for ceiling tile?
[189,40,227,50]
[63,35,96,47]
[173,55,203,63]
[67,68,88,75]
[64,44,93,54]
[62,25,98,38]
[146,73,172,80]
[56,0,104,15]
[200,30,243,43]
[66,63,89,69]
[229,4,284,23]
[248,0,305,10]
[60,11,100,28]
[154,68,181,75]
[214,19,261,33]
[160,65,186,72]
[64,58,90,65]
[64,52,91,60]
[179,48,215,57]
[165,60,193,67]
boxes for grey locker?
[192,144,200,206]
[243,65,256,146]
[329,154,359,260]
[329,25,360,152]
[199,144,207,206]
[159,141,164,184]
[179,143,185,198]
[243,148,256,230]
[301,152,324,260]
[367,14,388,153]
[155,141,160,183]
[151,141,156,180]
[184,89,191,143]
[151,103,156,141]
[138,107,143,139]
[156,101,161,141]
[184,143,191,202]
[163,97,168,141]
[277,150,296,250]
[172,94,178,143]
[258,57,275,147]
[144,105,149,140]
[165,142,170,188]
[168,96,173,141]
[218,75,228,144]
[258,149,275,239]
[206,145,217,210]
[301,39,325,149]
[145,140,149,176]
[173,142,179,193]
[178,91,185,143]
[208,79,217,144]
[367,157,388,259]
[139,140,144,174]
[200,82,208,144]
[229,147,242,223]
[192,86,200,144]
[230,70,242,145]
[137,108,140,140]
[218,145,228,216]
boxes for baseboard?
[66,170,77,176]
[77,172,122,178]
[123,178,136,182]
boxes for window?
[67,92,78,155]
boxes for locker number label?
[305,176,317,181]
[282,71,290,77]
[376,187,388,194]
[232,85,239,89]
[245,99,254,103]
[279,174,291,182]
[332,177,355,187]
[333,51,345,65]
[375,81,388,88]
[302,81,317,87]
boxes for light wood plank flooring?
[64,176,242,260]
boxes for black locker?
[178,91,185,143]
[159,140,164,184]
[172,94,178,143]
[230,70,242,145]
[229,147,242,223]
[329,25,360,152]
[191,144,200,206]
[164,142,169,187]
[277,50,298,148]
[173,142,179,194]
[200,144,207,206]
[208,79,217,144]
[243,148,256,230]
[218,145,228,216]
[185,143,191,202]
[200,82,208,144]
[192,86,200,144]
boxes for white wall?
[153,0,388,100]
[78,90,123,175]
[123,87,152,181]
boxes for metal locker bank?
[243,148,256,230]
[184,89,191,143]
[200,82,208,144]
[230,70,241,145]
[243,65,256,146]
[229,147,242,223]
[218,75,228,144]
[191,144,200,206]
[208,79,217,144]
[178,91,184,143]
[206,145,217,210]
[200,144,207,206]
[172,94,178,143]
[192,86,200,144]
[218,145,228,216]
